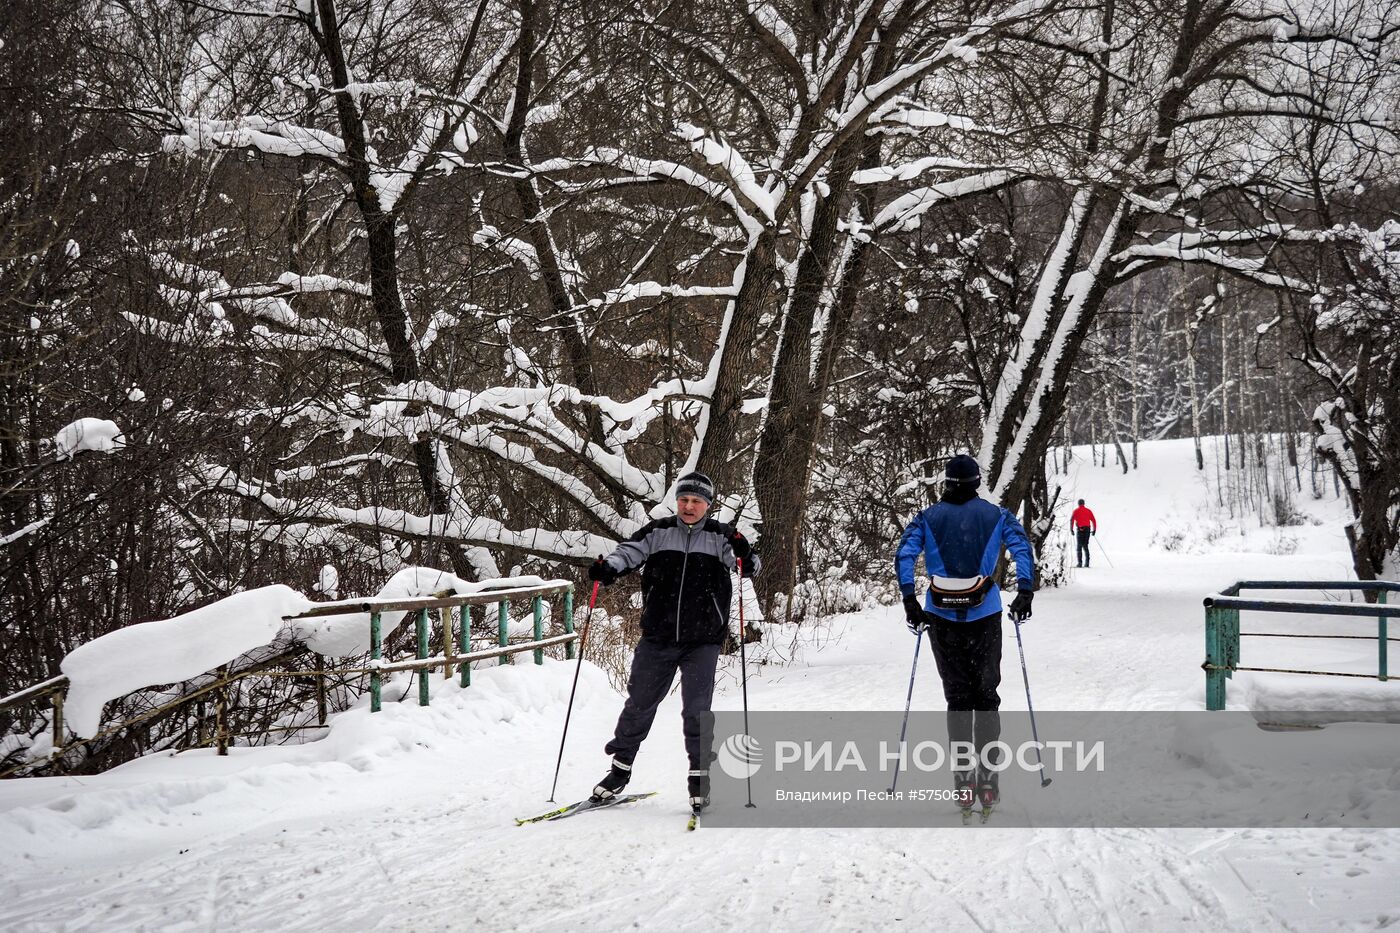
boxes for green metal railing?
[1202,580,1400,710]
[284,580,577,714]
[2,579,579,775]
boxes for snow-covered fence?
[282,581,576,713]
[1,579,577,776]
[1203,581,1400,711]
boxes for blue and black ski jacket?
[895,496,1036,622]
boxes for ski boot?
[591,756,633,801]
[976,766,999,823]
[954,769,978,825]
[688,769,711,811]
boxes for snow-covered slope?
[2,438,1396,931]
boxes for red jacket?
[1071,506,1097,532]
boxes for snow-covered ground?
[3,438,1397,931]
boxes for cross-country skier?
[894,454,1036,815]
[1071,499,1097,568]
[586,471,758,814]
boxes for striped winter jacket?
[602,517,760,645]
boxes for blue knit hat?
[944,454,981,488]
[675,471,715,504]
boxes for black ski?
[516,791,658,826]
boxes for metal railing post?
[416,608,430,706]
[215,664,229,755]
[459,606,472,688]
[498,601,510,665]
[370,610,383,713]
[1226,607,1240,678]
[50,691,64,760]
[1205,605,1228,710]
[442,608,454,680]
[1380,590,1389,682]
[533,596,545,665]
[315,655,328,726]
[564,587,576,660]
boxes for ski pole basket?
[1202,580,1400,710]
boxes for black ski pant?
[605,639,720,769]
[1076,528,1092,567]
[926,612,1002,772]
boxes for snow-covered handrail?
[3,575,582,777]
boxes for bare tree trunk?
[751,134,877,603]
[1220,310,1230,470]
[692,231,779,487]
[1186,315,1204,469]
[317,0,471,578]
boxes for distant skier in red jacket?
[1071,500,1097,568]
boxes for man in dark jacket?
[894,454,1035,812]
[587,471,757,811]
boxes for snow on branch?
[593,281,739,307]
[135,255,393,370]
[268,272,372,297]
[473,225,541,278]
[1,517,51,547]
[853,155,1006,185]
[1313,398,1360,488]
[873,170,1017,233]
[788,0,1052,207]
[274,452,413,483]
[1114,238,1316,292]
[371,110,446,213]
[869,105,992,136]
[675,122,778,223]
[363,380,671,505]
[747,1,801,61]
[532,149,761,233]
[162,115,346,162]
[54,419,126,460]
[192,462,618,561]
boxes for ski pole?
[1013,618,1052,787]
[548,579,601,802]
[1094,535,1115,568]
[737,557,755,808]
[889,625,923,794]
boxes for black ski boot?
[976,766,999,822]
[688,769,711,811]
[954,769,977,822]
[592,757,633,801]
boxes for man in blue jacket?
[894,454,1035,812]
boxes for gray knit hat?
[674,471,715,504]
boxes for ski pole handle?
[584,580,600,632]
[736,556,743,630]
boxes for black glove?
[727,529,752,562]
[1091,530,1096,537]
[1009,590,1033,622]
[903,594,929,634]
[587,556,618,585]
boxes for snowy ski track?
[3,439,1397,932]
